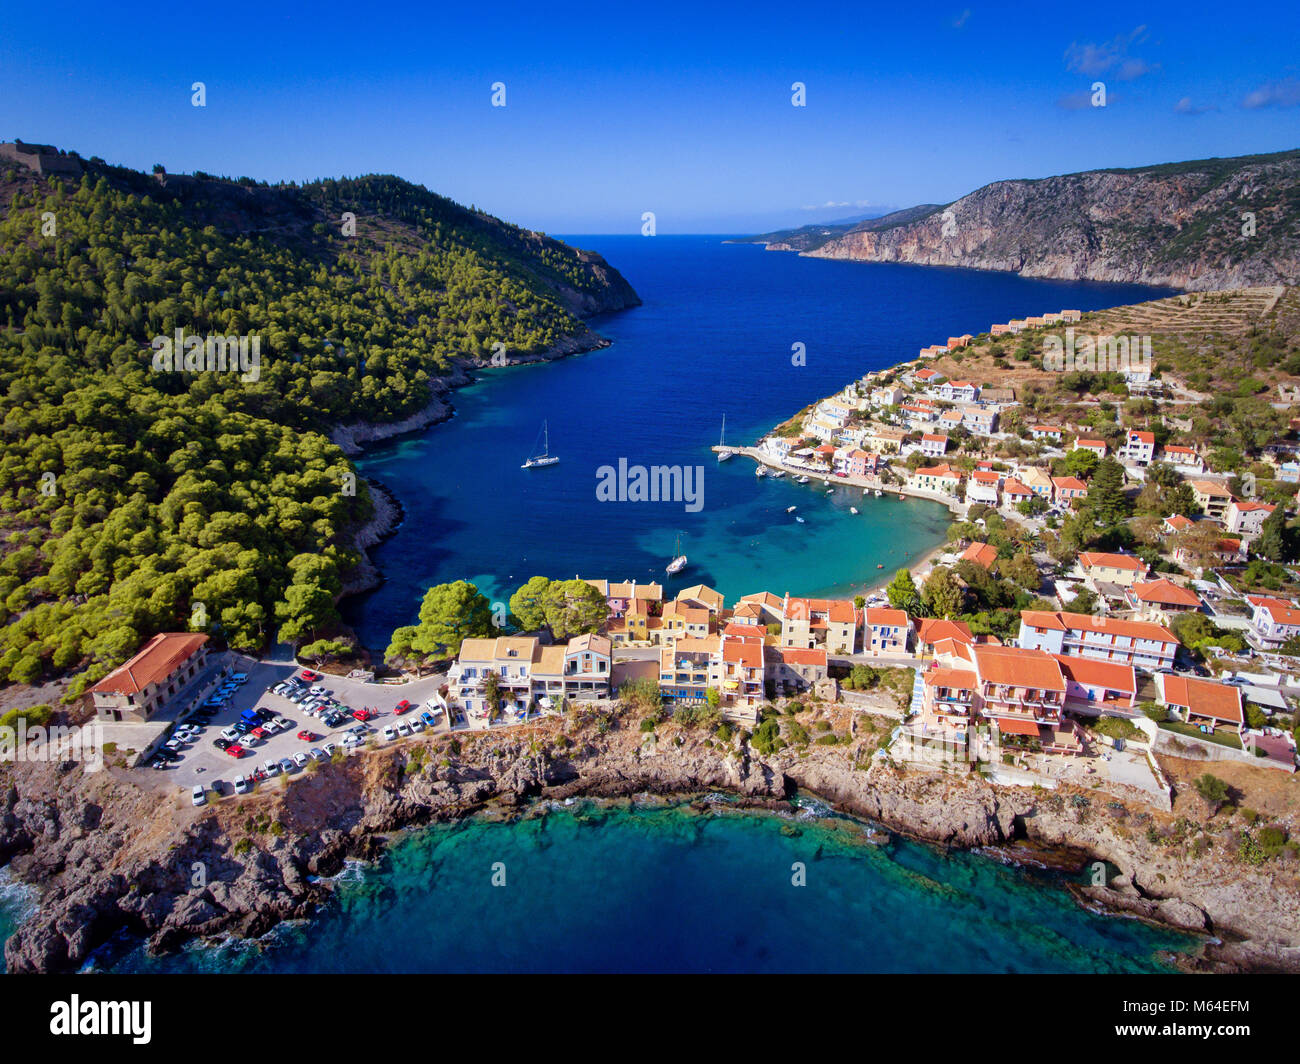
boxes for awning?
[724,681,739,690]
[997,718,1041,737]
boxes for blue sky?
[2,0,1297,233]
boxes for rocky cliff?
[749,150,1300,292]
[4,715,1297,973]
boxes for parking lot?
[151,657,449,798]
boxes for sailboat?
[521,421,559,469]
[666,533,688,575]
[717,415,731,461]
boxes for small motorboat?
[795,516,806,523]
[755,466,768,478]
[770,469,785,478]
[850,506,859,514]
[876,563,884,569]
[786,506,797,513]
[796,475,810,484]
[874,489,882,497]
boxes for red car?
[297,729,315,742]
[352,708,376,722]
[300,669,321,682]
[225,743,245,758]
[394,699,413,714]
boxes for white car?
[190,785,207,807]
[220,727,241,742]
[409,717,425,732]
[273,717,292,731]
[233,775,251,794]
[342,733,362,748]
[164,738,185,752]
[292,751,309,768]
[322,742,338,758]
[309,747,327,762]
[382,725,397,742]
[396,721,412,737]
[263,758,281,776]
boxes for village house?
[1051,476,1088,507]
[450,634,613,716]
[736,591,785,628]
[1053,655,1138,715]
[1073,438,1108,459]
[720,636,765,723]
[1123,430,1156,466]
[947,335,973,349]
[1246,594,1300,649]
[1029,425,1063,442]
[1154,672,1244,737]
[88,632,211,723]
[833,448,878,478]
[1059,310,1082,322]
[780,595,859,654]
[913,368,945,387]
[863,606,911,656]
[907,463,962,495]
[901,402,938,426]
[658,636,721,706]
[960,541,999,570]
[1226,500,1276,537]
[1126,578,1202,624]
[915,618,975,657]
[990,323,1011,336]
[1187,479,1234,521]
[1001,477,1033,507]
[937,380,979,403]
[966,645,1083,755]
[1162,514,1194,535]
[659,599,714,641]
[959,405,998,434]
[765,645,829,697]
[1160,445,1204,475]
[1175,534,1246,568]
[1017,610,1178,671]
[1018,466,1054,499]
[583,578,663,619]
[920,433,948,459]
[871,385,906,406]
[1077,551,1148,590]
[967,469,1001,506]
[866,427,907,454]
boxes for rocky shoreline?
[3,714,1297,974]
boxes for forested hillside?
[0,150,639,696]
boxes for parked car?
[342,733,362,748]
[191,785,207,807]
[420,711,438,728]
[263,758,281,776]
[409,717,425,732]
[352,708,376,722]
[382,726,397,741]
[300,670,321,682]
[273,717,293,730]
[292,751,309,768]
[214,737,233,751]
[309,747,327,762]
[297,730,315,742]
[231,673,248,683]
[225,744,245,758]
[221,726,241,742]
[396,721,412,737]
[233,775,251,794]
[278,757,295,774]
[164,739,185,753]
[150,758,169,770]
[322,743,338,758]
[395,699,413,714]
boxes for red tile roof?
[1131,579,1200,608]
[1079,551,1145,572]
[917,618,974,645]
[864,607,910,627]
[924,667,977,690]
[1160,674,1243,724]
[960,542,999,569]
[1052,654,1136,694]
[973,646,1066,691]
[1020,610,1176,644]
[89,633,209,696]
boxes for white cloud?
[1241,78,1300,110]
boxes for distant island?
[734,148,1300,291]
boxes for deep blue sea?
[93,803,1195,974]
[342,236,1174,652]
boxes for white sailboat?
[717,415,731,461]
[666,533,688,575]
[521,421,559,469]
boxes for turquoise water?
[342,236,1175,651]
[93,803,1195,973]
